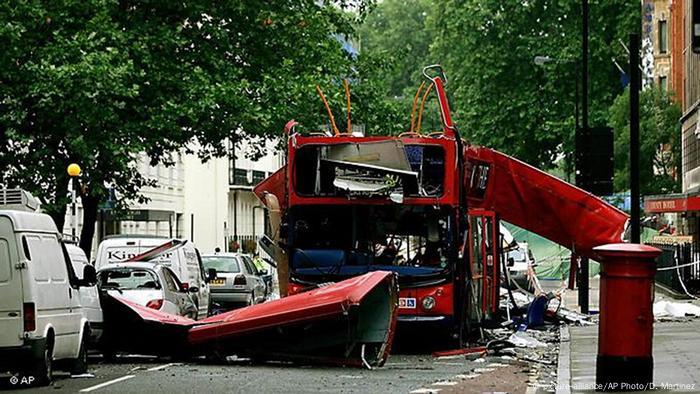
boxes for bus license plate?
[399,297,416,309]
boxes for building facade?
[650,0,673,92]
[645,0,700,239]
[64,138,284,255]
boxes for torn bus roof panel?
[253,166,287,210]
[100,271,398,368]
[189,271,399,368]
[466,146,628,257]
[125,239,185,262]
[99,293,194,357]
[324,140,416,175]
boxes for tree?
[608,86,682,195]
[0,0,391,257]
[358,0,436,98]
[429,0,638,170]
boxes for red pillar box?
[593,243,660,392]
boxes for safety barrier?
[647,242,700,297]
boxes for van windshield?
[99,269,161,290]
[202,256,241,273]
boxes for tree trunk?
[79,194,99,260]
[46,174,70,233]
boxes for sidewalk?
[563,320,700,393]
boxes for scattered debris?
[473,368,496,373]
[508,331,547,348]
[653,300,700,318]
[455,374,480,380]
[432,347,487,358]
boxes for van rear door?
[0,215,23,347]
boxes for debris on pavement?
[431,347,487,358]
[508,330,547,348]
[653,300,700,319]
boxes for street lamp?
[67,163,81,239]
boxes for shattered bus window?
[293,142,444,198]
[288,205,455,287]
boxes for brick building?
[645,0,700,239]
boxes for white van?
[0,210,94,385]
[65,243,103,344]
[94,235,210,319]
[506,241,535,288]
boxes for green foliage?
[358,0,435,98]
[429,0,638,169]
[608,86,682,195]
[0,0,394,240]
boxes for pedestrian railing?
[647,242,700,297]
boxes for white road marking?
[432,381,458,386]
[80,375,135,392]
[147,363,178,372]
[409,389,441,394]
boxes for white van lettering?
[108,250,174,262]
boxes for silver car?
[201,253,267,309]
[98,263,200,319]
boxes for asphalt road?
[1,351,539,393]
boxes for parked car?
[94,236,210,319]
[97,263,199,319]
[201,253,267,310]
[65,243,103,344]
[0,209,95,385]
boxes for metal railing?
[647,242,700,297]
[226,235,261,253]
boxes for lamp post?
[67,163,82,239]
[533,54,589,313]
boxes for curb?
[556,325,572,394]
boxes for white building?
[64,137,284,255]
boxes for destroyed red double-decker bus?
[254,67,502,345]
[254,65,629,345]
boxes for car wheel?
[70,332,89,375]
[33,340,53,386]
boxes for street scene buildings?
[2,1,700,393]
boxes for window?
[252,170,266,185]
[232,168,248,185]
[202,256,241,273]
[658,20,668,54]
[241,256,257,275]
[99,269,160,290]
[162,268,182,292]
[659,75,668,92]
[0,239,11,283]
